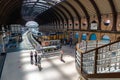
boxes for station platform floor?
[1,32,79,80]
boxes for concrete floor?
[1,46,79,80]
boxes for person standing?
[60,50,65,63]
[69,38,73,47]
[30,51,33,64]
[34,51,38,65]
[38,55,42,71]
[63,38,67,45]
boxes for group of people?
[30,42,66,71]
[30,51,42,71]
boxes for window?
[64,24,66,26]
[75,23,78,26]
[104,19,110,26]
[82,21,87,26]
[90,20,98,30]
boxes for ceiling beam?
[74,0,90,30]
[89,0,101,30]
[50,8,64,29]
[65,1,81,30]
[58,3,74,30]
[49,9,62,30]
[108,0,117,31]
[53,6,68,29]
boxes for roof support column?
[109,0,117,31]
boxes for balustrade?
[75,40,120,77]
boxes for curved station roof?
[0,0,120,27]
[22,0,63,21]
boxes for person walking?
[30,51,33,64]
[34,51,38,65]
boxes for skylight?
[21,0,64,21]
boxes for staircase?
[75,40,120,80]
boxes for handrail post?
[94,49,98,74]
[75,49,77,63]
[109,40,111,51]
[96,40,98,48]
[86,40,87,51]
[81,53,83,73]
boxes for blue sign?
[75,32,79,39]
[82,34,87,40]
[90,33,97,40]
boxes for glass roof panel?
[26,3,35,5]
[21,0,65,21]
[23,0,37,2]
[36,3,50,6]
[35,4,50,8]
[38,0,47,3]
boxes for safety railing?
[77,40,110,52]
[27,32,61,57]
[75,40,120,80]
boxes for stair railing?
[75,40,120,80]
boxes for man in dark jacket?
[30,51,33,64]
[34,51,37,65]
